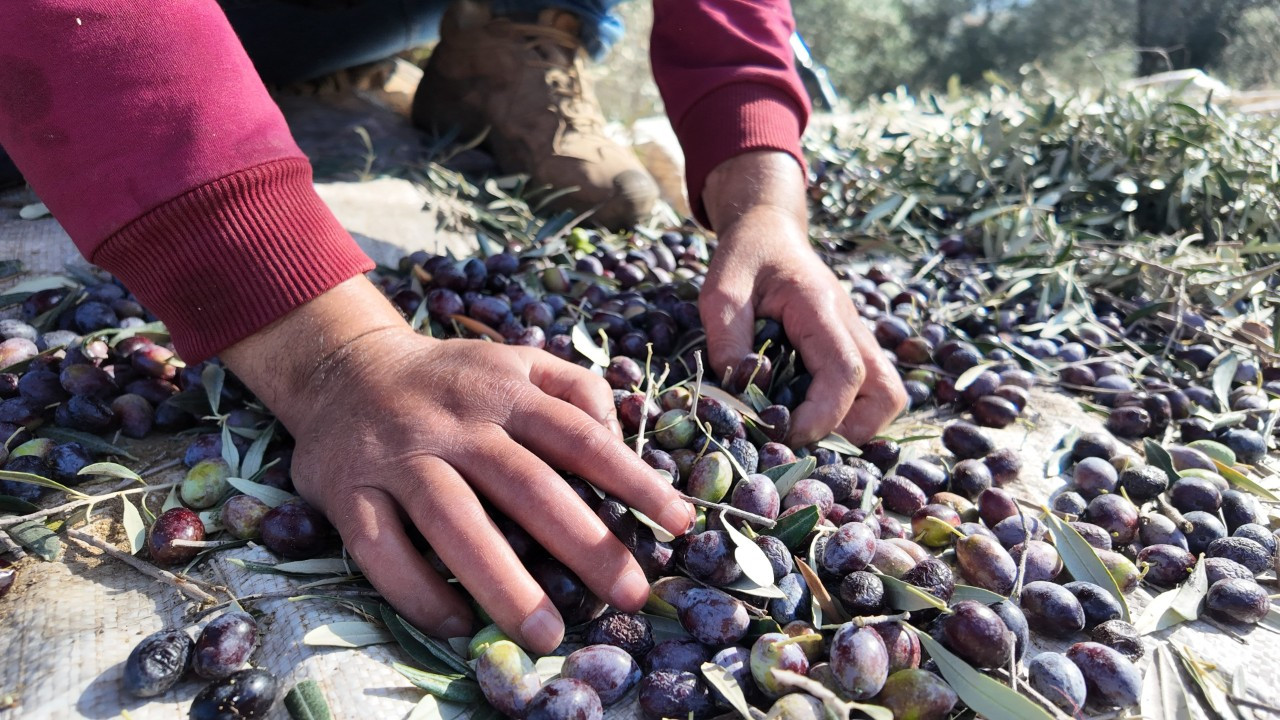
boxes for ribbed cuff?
[675,82,808,228]
[92,158,374,362]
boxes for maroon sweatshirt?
[0,1,809,362]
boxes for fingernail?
[611,568,649,605]
[438,614,472,639]
[520,607,563,651]
[608,418,623,437]
[659,498,696,534]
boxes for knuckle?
[837,355,867,388]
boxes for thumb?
[700,281,756,384]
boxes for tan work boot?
[412,1,658,229]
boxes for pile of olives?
[7,217,1276,720]
[123,611,277,719]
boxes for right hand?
[223,277,695,654]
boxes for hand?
[700,151,908,445]
[223,277,695,653]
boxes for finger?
[328,486,473,638]
[700,279,757,383]
[397,456,565,654]
[507,393,693,536]
[522,349,623,436]
[458,430,653,613]
[781,289,865,445]
[837,314,909,443]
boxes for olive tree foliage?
[1134,0,1275,76]
[790,0,1280,101]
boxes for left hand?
[699,151,908,445]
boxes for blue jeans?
[220,0,625,85]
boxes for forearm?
[0,1,372,362]
[650,0,810,227]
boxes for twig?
[0,481,181,530]
[65,528,219,605]
[679,494,777,529]
[132,457,183,480]
[192,589,385,622]
[0,529,27,560]
[992,667,1076,720]
[850,611,910,627]
[170,539,243,549]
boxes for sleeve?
[649,0,811,227]
[0,1,374,362]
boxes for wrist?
[222,275,418,430]
[702,150,807,233]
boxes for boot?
[413,1,658,229]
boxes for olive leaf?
[720,510,776,587]
[643,594,679,620]
[0,495,39,515]
[284,680,333,720]
[701,662,755,720]
[11,519,61,561]
[815,432,862,457]
[302,621,394,648]
[570,321,609,367]
[1212,459,1280,501]
[1135,585,1195,635]
[955,361,996,391]
[0,470,89,499]
[393,663,483,704]
[1140,645,1194,720]
[239,421,276,481]
[120,496,146,555]
[907,626,1057,720]
[722,576,786,599]
[534,656,565,683]
[78,462,142,484]
[761,456,813,483]
[877,573,949,612]
[382,607,473,678]
[743,384,771,413]
[761,504,819,550]
[747,616,782,641]
[795,557,845,623]
[1211,352,1239,413]
[36,425,135,458]
[1142,439,1181,488]
[644,614,691,642]
[405,694,471,720]
[220,423,241,477]
[226,477,296,508]
[1170,642,1247,720]
[1170,555,1208,619]
[699,385,764,424]
[631,508,675,542]
[161,486,183,513]
[202,363,225,416]
[770,456,817,498]
[229,558,353,576]
[2,274,74,295]
[1041,510,1130,621]
[859,475,879,513]
[951,584,1006,604]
